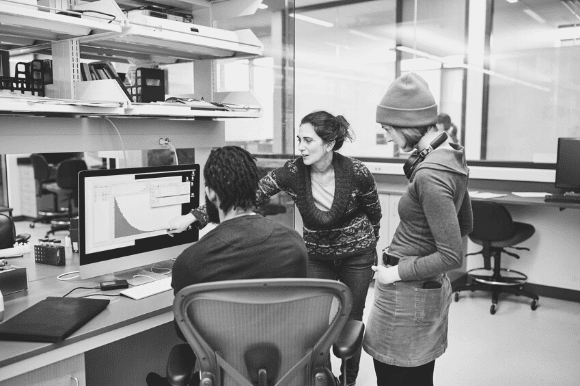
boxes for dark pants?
[373,359,435,386]
[308,250,376,386]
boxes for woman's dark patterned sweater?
[192,153,382,259]
[261,153,381,259]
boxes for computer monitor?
[79,164,200,279]
[555,137,580,193]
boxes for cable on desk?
[62,286,99,297]
[104,117,128,168]
[57,270,80,281]
[81,293,121,298]
[150,262,172,275]
[132,274,158,283]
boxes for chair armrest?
[15,233,31,244]
[332,320,365,360]
[167,344,195,386]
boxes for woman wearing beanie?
[363,73,473,386]
[169,110,382,386]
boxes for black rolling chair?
[0,214,30,249]
[45,158,88,237]
[29,153,66,228]
[453,200,539,314]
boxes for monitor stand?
[111,259,174,286]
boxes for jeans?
[373,359,435,386]
[308,250,376,386]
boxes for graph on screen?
[85,173,192,254]
[79,164,200,279]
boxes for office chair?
[29,153,65,228]
[453,201,539,314]
[167,278,364,386]
[45,158,88,237]
[0,213,30,249]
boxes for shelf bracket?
[51,39,81,99]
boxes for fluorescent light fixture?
[523,9,546,24]
[395,46,549,92]
[289,13,334,28]
[348,29,382,41]
[506,0,518,3]
[558,25,580,40]
[257,3,268,9]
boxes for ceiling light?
[257,3,268,9]
[348,29,382,41]
[506,0,518,3]
[395,46,549,92]
[289,13,334,28]
[523,9,546,24]
[558,24,580,40]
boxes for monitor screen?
[555,137,580,192]
[79,164,200,279]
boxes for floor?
[331,283,580,386]
[14,220,580,386]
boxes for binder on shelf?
[84,61,134,102]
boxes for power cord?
[57,271,80,281]
[105,117,128,168]
[159,138,179,165]
[62,286,99,297]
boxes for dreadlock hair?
[204,146,259,213]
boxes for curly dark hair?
[203,146,259,213]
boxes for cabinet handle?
[71,376,79,386]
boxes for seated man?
[147,146,308,386]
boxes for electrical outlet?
[364,162,402,175]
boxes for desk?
[0,252,180,385]
[469,190,580,210]
[377,183,580,297]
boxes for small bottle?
[0,290,4,322]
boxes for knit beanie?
[376,72,438,127]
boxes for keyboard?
[544,194,580,204]
[120,277,172,300]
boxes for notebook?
[0,297,110,343]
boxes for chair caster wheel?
[490,304,497,315]
[531,300,538,311]
[454,292,459,302]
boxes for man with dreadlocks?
[170,145,308,297]
[146,146,308,386]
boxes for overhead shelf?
[0,0,123,42]
[0,95,261,118]
[82,21,263,63]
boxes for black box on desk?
[70,216,79,253]
[0,265,28,295]
[35,244,65,266]
[128,68,165,103]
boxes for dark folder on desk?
[0,297,109,343]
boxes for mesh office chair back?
[174,278,352,386]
